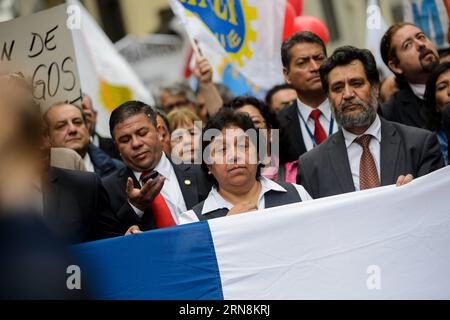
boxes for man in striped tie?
[297,46,444,199]
[102,101,212,232]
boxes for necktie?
[309,109,327,145]
[140,171,176,229]
[355,135,380,190]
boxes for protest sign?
[0,4,82,110]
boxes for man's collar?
[297,98,332,122]
[408,82,426,100]
[133,152,168,183]
[342,115,382,148]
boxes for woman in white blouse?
[180,108,312,224]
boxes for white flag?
[365,0,392,79]
[168,0,285,90]
[67,0,153,137]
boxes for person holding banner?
[102,101,212,232]
[179,108,312,224]
[297,46,444,199]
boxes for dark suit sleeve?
[416,132,445,177]
[381,98,398,123]
[90,175,127,240]
[296,156,316,199]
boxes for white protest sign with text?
[0,4,81,110]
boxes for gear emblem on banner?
[179,0,258,67]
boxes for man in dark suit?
[43,166,125,244]
[40,132,125,244]
[44,102,124,178]
[297,46,444,199]
[278,32,338,164]
[102,101,211,232]
[380,23,440,129]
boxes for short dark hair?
[155,106,171,133]
[265,83,294,107]
[281,31,327,69]
[109,101,157,139]
[224,95,279,129]
[380,22,417,70]
[201,108,262,186]
[319,46,380,95]
[424,62,450,131]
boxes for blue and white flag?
[72,166,450,299]
[168,0,285,90]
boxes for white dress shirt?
[297,98,338,151]
[83,152,95,173]
[408,83,426,100]
[342,115,382,191]
[131,153,187,224]
[179,176,312,224]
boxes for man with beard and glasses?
[296,46,444,199]
[380,23,440,129]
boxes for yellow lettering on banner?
[227,29,241,49]
[214,0,238,25]
[99,79,133,112]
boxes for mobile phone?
[141,170,159,184]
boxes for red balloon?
[292,16,330,45]
[283,2,296,40]
[288,0,303,16]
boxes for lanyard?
[298,109,335,147]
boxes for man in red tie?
[297,46,444,199]
[102,101,212,232]
[278,31,338,166]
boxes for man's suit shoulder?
[383,118,434,140]
[299,130,339,161]
[277,102,297,122]
[50,167,99,187]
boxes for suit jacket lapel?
[287,102,307,157]
[380,119,401,186]
[398,88,425,127]
[172,163,199,209]
[328,131,355,194]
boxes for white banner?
[210,166,450,299]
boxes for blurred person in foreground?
[297,46,444,199]
[179,108,312,224]
[0,73,86,299]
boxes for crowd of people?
[0,23,448,260]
